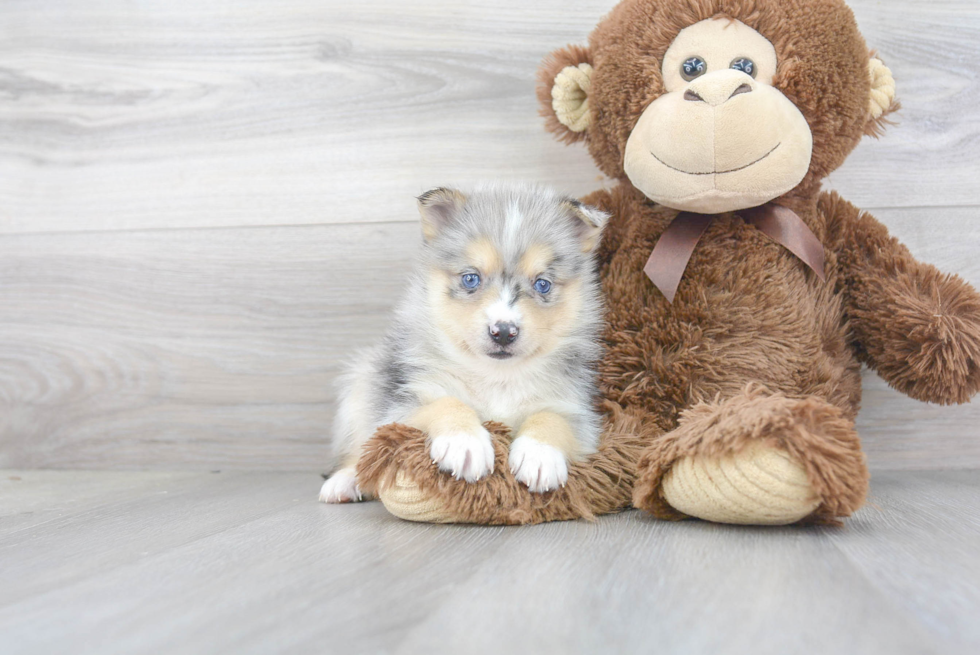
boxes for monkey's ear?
[417,187,466,242]
[865,54,899,137]
[563,199,608,252]
[537,45,593,144]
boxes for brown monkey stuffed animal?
[356,0,980,526]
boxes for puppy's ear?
[563,199,608,253]
[417,187,466,242]
[537,45,593,144]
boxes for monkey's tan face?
[623,19,813,214]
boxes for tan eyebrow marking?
[520,242,554,279]
[466,237,503,275]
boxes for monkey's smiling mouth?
[650,142,781,176]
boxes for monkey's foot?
[633,385,868,525]
[661,441,820,525]
[378,470,455,523]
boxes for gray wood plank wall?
[1,0,979,471]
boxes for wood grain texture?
[0,470,202,534]
[826,470,980,651]
[1,0,979,470]
[0,471,305,604]
[0,0,978,234]
[0,221,417,470]
[0,470,978,654]
[2,207,979,471]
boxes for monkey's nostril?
[730,83,753,99]
[684,89,704,103]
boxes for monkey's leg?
[356,401,654,525]
[633,384,868,525]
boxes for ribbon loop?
[643,204,826,303]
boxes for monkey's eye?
[730,58,756,78]
[461,273,481,289]
[681,56,707,81]
[533,279,552,294]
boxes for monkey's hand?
[825,192,980,404]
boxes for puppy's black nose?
[489,322,519,346]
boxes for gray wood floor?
[1,469,978,655]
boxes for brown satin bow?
[643,203,826,303]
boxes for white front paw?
[509,435,568,493]
[429,427,495,482]
[319,467,362,503]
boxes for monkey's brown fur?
[357,0,980,525]
[358,401,651,524]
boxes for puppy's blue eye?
[461,273,481,289]
[534,279,552,294]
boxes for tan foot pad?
[378,471,455,523]
[661,442,820,525]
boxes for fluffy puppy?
[320,184,608,503]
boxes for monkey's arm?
[823,191,980,404]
